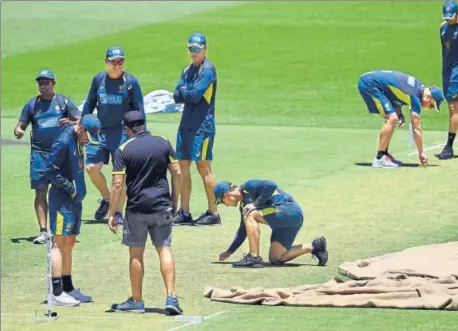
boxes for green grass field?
[2,1,458,330]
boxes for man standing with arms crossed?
[14,70,81,244]
[172,32,220,227]
[437,1,458,159]
[108,111,183,315]
[42,114,101,306]
[82,46,145,224]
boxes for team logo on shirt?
[55,105,61,112]
[119,84,125,93]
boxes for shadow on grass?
[354,162,439,168]
[211,261,322,268]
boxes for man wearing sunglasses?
[357,70,444,168]
[437,1,458,160]
[172,32,220,227]
[14,70,81,244]
[82,46,145,225]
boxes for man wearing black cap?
[40,114,101,306]
[14,70,81,244]
[172,32,221,227]
[107,111,183,315]
[82,46,146,225]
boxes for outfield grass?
[2,1,458,331]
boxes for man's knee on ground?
[86,163,102,175]
[196,161,212,177]
[269,258,284,265]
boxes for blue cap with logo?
[430,86,445,111]
[106,46,125,60]
[187,32,207,48]
[214,181,232,205]
[443,1,457,19]
[35,69,55,81]
[80,114,101,135]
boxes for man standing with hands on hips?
[172,32,220,227]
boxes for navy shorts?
[85,130,128,165]
[261,201,304,250]
[358,77,395,115]
[443,68,458,103]
[176,129,215,161]
[49,189,82,236]
[30,150,50,190]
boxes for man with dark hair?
[14,70,81,244]
[108,111,183,315]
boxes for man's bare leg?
[156,247,176,296]
[438,101,458,159]
[178,160,192,213]
[86,163,111,219]
[129,246,145,302]
[196,161,217,213]
[269,241,312,264]
[33,187,48,244]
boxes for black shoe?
[194,210,221,226]
[232,253,264,268]
[311,236,328,266]
[436,145,454,160]
[172,209,194,226]
[94,199,109,220]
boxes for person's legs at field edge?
[437,80,458,159]
[32,186,49,244]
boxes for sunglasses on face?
[187,44,205,53]
[108,59,125,66]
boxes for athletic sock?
[447,132,456,148]
[40,228,47,233]
[376,150,386,159]
[52,277,63,296]
[62,274,74,292]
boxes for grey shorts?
[122,210,173,247]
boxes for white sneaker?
[372,155,399,168]
[33,232,47,244]
[52,292,80,306]
[67,288,92,303]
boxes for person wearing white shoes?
[40,115,101,306]
[357,70,445,168]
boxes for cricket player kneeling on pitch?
[40,114,101,306]
[215,180,328,268]
[358,70,445,168]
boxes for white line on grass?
[407,143,444,156]
[0,312,174,321]
[166,310,229,331]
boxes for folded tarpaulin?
[204,242,458,310]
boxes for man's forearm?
[413,126,423,154]
[109,183,123,217]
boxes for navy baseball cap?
[430,86,445,111]
[187,32,207,48]
[443,1,457,19]
[80,114,101,135]
[35,70,55,81]
[106,46,125,60]
[124,111,145,126]
[214,181,232,205]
